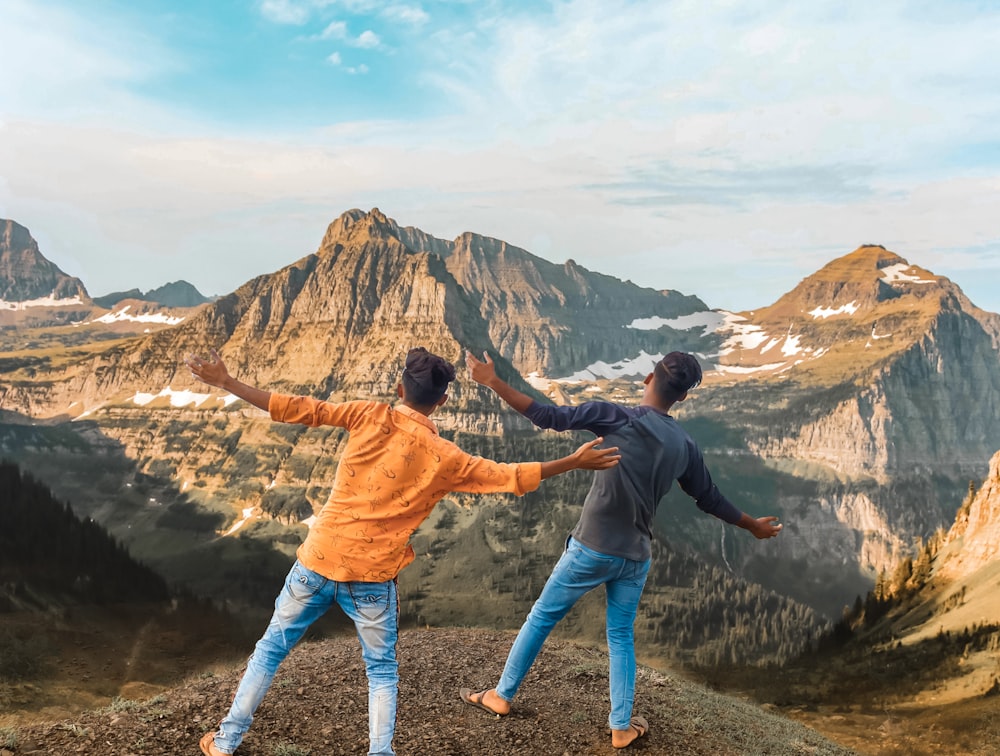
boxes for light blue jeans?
[496,537,650,730]
[211,560,399,756]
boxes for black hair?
[653,351,702,403]
[401,347,456,406]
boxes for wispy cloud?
[260,0,311,25]
[382,4,429,28]
[2,0,999,313]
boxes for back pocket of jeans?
[349,583,391,621]
[287,563,326,601]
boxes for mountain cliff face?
[707,247,1000,481]
[0,219,89,304]
[936,450,1000,581]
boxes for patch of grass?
[108,695,143,712]
[0,626,52,680]
[273,743,311,756]
[0,726,18,749]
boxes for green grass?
[0,726,18,749]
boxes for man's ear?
[397,383,404,399]
[435,393,448,408]
[643,373,653,385]
[677,390,688,402]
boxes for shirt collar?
[393,404,440,435]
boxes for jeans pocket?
[565,541,616,582]
[349,582,391,621]
[286,562,327,602]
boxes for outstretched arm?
[185,349,272,412]
[539,437,620,480]
[735,514,783,540]
[466,350,534,414]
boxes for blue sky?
[2,0,999,313]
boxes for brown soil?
[2,628,857,756]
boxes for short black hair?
[401,347,456,406]
[653,351,702,402]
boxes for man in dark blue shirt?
[459,351,782,749]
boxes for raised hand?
[465,350,498,387]
[185,349,229,389]
[572,437,621,470]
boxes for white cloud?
[355,30,380,49]
[382,4,429,27]
[327,51,342,65]
[320,20,348,39]
[260,0,311,25]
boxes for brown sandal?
[612,715,649,749]
[459,687,508,717]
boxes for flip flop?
[459,687,507,717]
[612,715,649,749]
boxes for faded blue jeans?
[211,560,399,755]
[496,537,650,730]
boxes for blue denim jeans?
[496,537,650,730]
[211,560,399,755]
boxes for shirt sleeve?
[438,446,542,497]
[677,436,743,524]
[523,400,630,436]
[268,394,373,430]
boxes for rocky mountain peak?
[0,218,90,304]
[319,208,453,258]
[758,245,944,322]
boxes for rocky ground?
[2,628,857,756]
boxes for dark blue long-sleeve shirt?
[524,399,743,561]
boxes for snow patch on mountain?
[810,301,859,319]
[0,293,85,310]
[92,305,185,325]
[556,350,662,382]
[881,263,935,285]
[628,310,728,335]
[131,387,240,408]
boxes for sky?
[2,0,999,314]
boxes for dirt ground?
[2,628,858,756]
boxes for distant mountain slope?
[0,459,169,608]
[93,280,211,309]
[0,219,90,320]
[734,451,1000,755]
[689,244,1000,479]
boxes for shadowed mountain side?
[5,628,859,756]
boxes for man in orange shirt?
[187,346,620,756]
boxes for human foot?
[611,715,648,749]
[459,687,510,716]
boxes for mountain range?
[0,218,210,330]
[1,208,998,631]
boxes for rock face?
[937,450,1000,581]
[715,246,1000,481]
[0,219,89,307]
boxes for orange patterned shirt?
[269,394,542,583]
